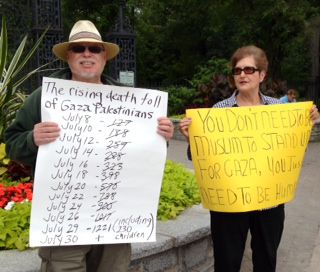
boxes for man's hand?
[33,122,60,146]
[157,117,174,141]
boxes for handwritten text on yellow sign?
[186,102,313,212]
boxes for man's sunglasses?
[232,66,260,75]
[68,45,105,54]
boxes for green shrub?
[191,58,230,87]
[191,58,233,107]
[169,114,185,120]
[164,58,231,116]
[158,160,200,221]
[0,202,31,250]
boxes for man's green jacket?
[5,68,119,174]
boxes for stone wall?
[129,236,213,272]
[129,204,213,271]
[0,205,214,272]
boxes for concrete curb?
[0,205,212,272]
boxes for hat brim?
[52,38,120,62]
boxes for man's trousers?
[39,243,131,272]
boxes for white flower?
[4,201,15,210]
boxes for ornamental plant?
[0,202,31,250]
[158,160,200,220]
[0,17,50,142]
[191,57,233,107]
[0,143,9,175]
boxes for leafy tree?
[127,0,213,86]
[60,0,320,94]
[61,0,119,37]
[128,0,319,89]
[204,0,319,89]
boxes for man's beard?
[77,71,97,80]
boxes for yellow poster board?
[186,102,313,212]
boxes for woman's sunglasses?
[68,45,105,54]
[232,66,260,75]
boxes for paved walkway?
[167,139,320,272]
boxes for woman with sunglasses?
[179,45,320,272]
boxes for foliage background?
[125,0,318,90]
[60,0,320,112]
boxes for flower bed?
[0,150,34,250]
[0,183,32,209]
[0,142,200,251]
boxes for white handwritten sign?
[30,77,168,247]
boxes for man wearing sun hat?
[5,20,174,272]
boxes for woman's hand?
[179,117,192,142]
[310,105,320,125]
[157,117,174,141]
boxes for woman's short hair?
[287,89,297,96]
[229,45,268,89]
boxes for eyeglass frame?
[231,66,260,75]
[68,45,105,54]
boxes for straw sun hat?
[52,20,120,62]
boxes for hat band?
[69,32,102,42]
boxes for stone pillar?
[106,0,136,86]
